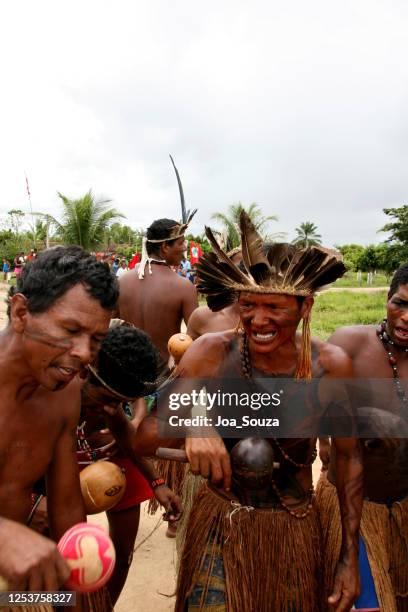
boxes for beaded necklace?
[239,330,315,518]
[77,422,103,464]
[376,319,408,405]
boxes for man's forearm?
[333,438,363,560]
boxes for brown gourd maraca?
[167,333,193,364]
[80,461,126,514]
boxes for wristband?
[151,477,166,490]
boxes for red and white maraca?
[58,522,115,592]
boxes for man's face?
[238,292,312,355]
[387,283,408,346]
[11,284,112,391]
[162,236,186,266]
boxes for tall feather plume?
[169,154,187,223]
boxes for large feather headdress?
[196,211,346,312]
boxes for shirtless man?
[0,246,118,591]
[118,218,198,370]
[33,322,182,605]
[133,217,363,611]
[318,263,408,611]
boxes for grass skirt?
[316,475,408,612]
[176,469,206,562]
[176,484,323,611]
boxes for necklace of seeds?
[239,331,315,518]
[376,319,408,405]
[77,423,97,462]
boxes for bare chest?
[354,339,408,379]
[0,395,62,492]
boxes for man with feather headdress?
[118,214,198,371]
[118,156,198,371]
[132,211,363,611]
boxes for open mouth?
[394,327,408,342]
[251,331,277,342]
[55,366,79,380]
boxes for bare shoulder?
[45,377,82,426]
[312,336,353,377]
[187,305,212,337]
[327,325,376,358]
[176,275,197,295]
[118,269,138,291]
[188,305,211,321]
[178,329,234,377]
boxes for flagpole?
[24,172,36,248]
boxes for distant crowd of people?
[2,247,197,284]
[1,248,38,281]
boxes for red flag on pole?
[190,242,203,264]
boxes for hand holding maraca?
[0,519,115,594]
[0,518,70,591]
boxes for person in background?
[27,248,38,262]
[2,257,10,282]
[178,255,192,280]
[128,252,141,270]
[14,251,25,277]
[116,259,128,278]
[112,257,120,275]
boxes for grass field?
[311,290,387,339]
[333,272,389,288]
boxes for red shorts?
[109,456,153,512]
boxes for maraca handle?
[155,447,280,469]
[0,576,8,590]
[156,448,189,462]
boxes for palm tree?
[52,190,124,251]
[30,213,56,249]
[292,222,322,248]
[211,202,285,249]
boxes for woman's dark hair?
[146,218,179,255]
[7,245,119,317]
[97,325,158,397]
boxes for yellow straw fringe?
[316,476,408,612]
[295,314,312,381]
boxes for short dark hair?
[97,324,158,397]
[146,218,179,255]
[7,246,119,317]
[389,263,408,297]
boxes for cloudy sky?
[1,0,408,247]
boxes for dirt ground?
[0,281,326,612]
